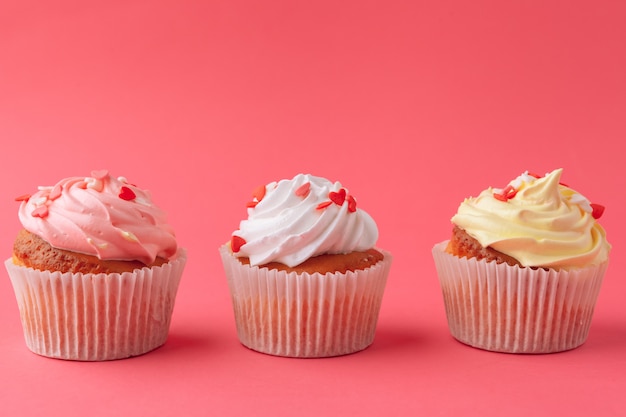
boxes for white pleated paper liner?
[432,241,607,353]
[5,249,187,361]
[220,245,392,358]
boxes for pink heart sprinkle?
[15,194,31,202]
[316,201,332,210]
[295,182,311,198]
[252,185,266,202]
[31,206,48,218]
[49,184,63,200]
[91,170,109,179]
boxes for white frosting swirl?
[232,174,379,267]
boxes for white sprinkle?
[569,193,592,213]
[85,177,104,192]
[32,196,48,206]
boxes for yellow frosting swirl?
[451,169,610,268]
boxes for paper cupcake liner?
[220,245,391,358]
[432,241,607,353]
[5,249,187,361]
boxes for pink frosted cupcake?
[6,170,186,360]
[432,169,610,353]
[220,174,392,357]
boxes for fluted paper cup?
[432,241,607,353]
[5,249,187,361]
[220,245,391,358]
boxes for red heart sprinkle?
[31,206,48,218]
[347,195,357,212]
[15,194,31,202]
[119,186,136,201]
[329,188,346,206]
[503,185,517,199]
[493,192,508,202]
[91,170,109,179]
[295,182,311,198]
[316,201,332,210]
[252,185,266,202]
[246,201,258,208]
[591,203,605,219]
[231,236,246,253]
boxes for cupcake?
[219,174,392,357]
[432,169,610,353]
[6,170,186,360]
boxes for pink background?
[1,1,625,415]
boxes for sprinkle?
[503,185,517,199]
[119,186,136,201]
[49,184,63,200]
[347,195,357,212]
[246,185,267,208]
[494,185,517,202]
[493,193,508,202]
[316,201,332,210]
[329,188,347,206]
[76,181,88,189]
[14,194,31,202]
[295,182,311,198]
[591,203,605,220]
[231,236,246,253]
[85,177,104,192]
[32,196,48,206]
[31,206,48,218]
[91,170,109,180]
[252,185,266,202]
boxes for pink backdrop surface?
[1,1,625,415]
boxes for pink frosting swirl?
[17,170,178,264]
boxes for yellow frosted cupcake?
[220,174,392,357]
[6,170,187,360]
[432,169,610,353]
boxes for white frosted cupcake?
[432,169,610,353]
[220,174,392,357]
[6,170,186,361]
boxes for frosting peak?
[231,174,379,267]
[451,169,610,268]
[17,170,178,264]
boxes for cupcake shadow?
[366,323,425,354]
